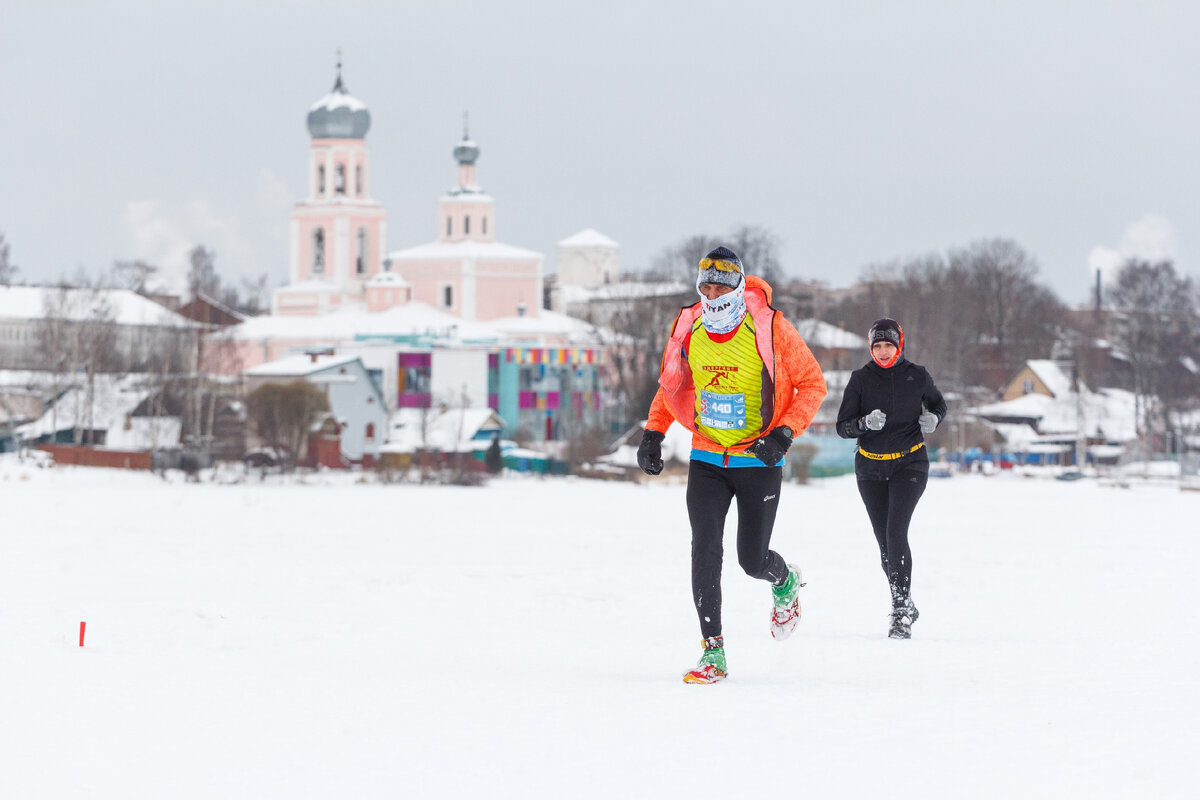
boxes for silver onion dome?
[306,61,371,139]
[453,133,479,165]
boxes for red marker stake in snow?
[79,621,86,647]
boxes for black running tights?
[856,464,927,597]
[686,460,789,639]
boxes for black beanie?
[868,318,902,347]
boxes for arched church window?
[335,164,346,195]
[482,217,487,236]
[356,228,367,275]
[313,228,325,274]
[442,285,453,308]
[318,165,326,195]
[464,216,471,235]
[446,216,452,237]
[356,165,363,196]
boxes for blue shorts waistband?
[690,448,780,468]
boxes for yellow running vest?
[688,317,767,447]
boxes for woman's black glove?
[637,430,666,475]
[747,426,793,467]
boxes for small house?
[244,353,388,465]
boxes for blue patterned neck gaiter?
[699,280,747,334]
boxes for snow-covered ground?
[1,458,1196,798]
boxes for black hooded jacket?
[836,355,948,462]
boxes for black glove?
[747,426,793,467]
[637,430,666,475]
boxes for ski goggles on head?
[698,258,744,275]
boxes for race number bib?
[699,391,746,430]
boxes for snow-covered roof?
[438,191,495,204]
[795,319,862,350]
[557,281,690,304]
[1025,360,1075,397]
[489,308,596,337]
[490,308,632,345]
[294,197,383,209]
[274,280,343,295]
[191,291,249,323]
[0,370,52,389]
[988,421,1039,448]
[558,229,619,249]
[309,91,367,113]
[387,239,541,262]
[16,374,159,440]
[229,300,611,349]
[366,273,411,288]
[382,407,505,454]
[101,416,182,451]
[976,392,1055,421]
[245,354,362,378]
[0,286,199,328]
[227,301,497,343]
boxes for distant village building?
[13,373,183,450]
[556,229,620,289]
[175,293,249,328]
[974,359,1137,464]
[1000,359,1075,402]
[0,285,199,371]
[546,228,688,323]
[551,279,691,326]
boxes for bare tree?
[245,380,330,471]
[0,232,18,286]
[112,259,159,294]
[238,273,270,316]
[36,284,72,444]
[949,238,1062,386]
[187,245,220,301]
[198,323,243,449]
[72,283,121,445]
[35,279,122,445]
[1108,259,1199,446]
[648,225,783,285]
[185,245,268,317]
[724,225,784,286]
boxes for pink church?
[271,65,542,321]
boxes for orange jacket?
[647,275,827,456]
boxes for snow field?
[1,461,1196,798]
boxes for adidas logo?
[906,375,914,381]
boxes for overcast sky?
[2,0,1196,304]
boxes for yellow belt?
[858,442,924,461]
